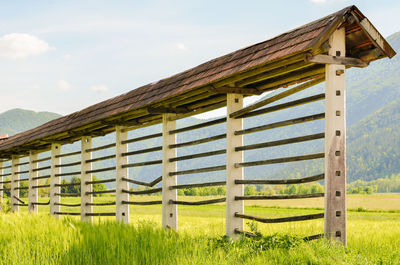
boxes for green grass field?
[1,194,400,264]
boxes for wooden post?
[29,151,38,213]
[162,113,177,230]
[50,144,61,216]
[226,93,244,238]
[116,125,129,223]
[81,136,93,222]
[0,160,3,204]
[324,27,347,245]
[10,156,20,213]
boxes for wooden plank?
[147,106,189,114]
[121,133,162,145]
[170,198,226,205]
[235,173,324,185]
[169,117,226,134]
[169,149,226,162]
[235,193,324,200]
[234,228,257,238]
[122,160,162,168]
[122,188,161,195]
[32,156,51,163]
[32,184,50,189]
[85,178,115,185]
[86,166,116,174]
[32,175,50,180]
[226,93,244,238]
[28,151,38,213]
[208,86,262,95]
[50,144,61,217]
[54,212,80,216]
[324,28,347,245]
[169,134,226,149]
[170,181,226,190]
[121,176,161,187]
[235,133,325,151]
[239,93,325,119]
[169,165,226,176]
[33,165,51,171]
[230,77,324,118]
[305,54,368,67]
[54,202,81,207]
[235,113,325,135]
[235,153,324,168]
[55,183,80,187]
[122,200,162,205]
[85,143,116,153]
[162,113,178,231]
[55,151,81,158]
[235,212,324,223]
[86,212,116,216]
[85,154,115,163]
[56,161,80,168]
[121,146,162,157]
[86,189,116,195]
[86,202,116,206]
[81,136,92,222]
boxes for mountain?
[0,31,399,185]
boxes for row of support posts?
[4,29,346,244]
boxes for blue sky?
[0,0,399,117]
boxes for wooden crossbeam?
[305,54,368,67]
[208,86,262,95]
[146,106,189,114]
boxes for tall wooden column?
[116,126,129,223]
[0,160,3,204]
[10,156,20,213]
[226,94,244,238]
[28,151,39,213]
[324,27,347,244]
[50,144,61,216]
[81,136,93,222]
[162,113,177,230]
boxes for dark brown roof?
[0,5,395,158]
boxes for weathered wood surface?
[169,165,226,176]
[235,153,324,168]
[170,181,226,190]
[235,193,324,200]
[170,198,226,205]
[235,212,324,223]
[235,173,324,185]
[169,149,226,162]
[169,134,226,149]
[305,54,368,67]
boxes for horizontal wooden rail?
[15,161,29,166]
[14,170,29,175]
[85,178,116,185]
[235,133,325,152]
[86,189,116,195]
[13,196,25,204]
[55,182,81,187]
[86,166,116,174]
[235,212,324,223]
[169,165,226,176]
[121,200,162,205]
[86,212,116,216]
[121,188,161,195]
[170,198,226,205]
[121,160,162,168]
[121,176,162,187]
[0,173,11,177]
[32,157,51,163]
[121,133,162,145]
[32,184,50,189]
[86,202,116,206]
[54,212,80,216]
[0,180,11,184]
[13,177,29,182]
[54,193,80,197]
[55,202,81,207]
[303,234,324,241]
[32,165,51,171]
[13,203,28,206]
[234,228,257,237]
[235,193,324,200]
[122,146,162,157]
[0,188,10,191]
[235,113,325,135]
[235,173,325,185]
[86,143,116,153]
[55,151,81,158]
[0,165,12,170]
[86,155,115,163]
[170,181,226,190]
[169,134,226,149]
[32,175,50,180]
[56,161,81,168]
[55,171,81,177]
[170,149,226,162]
[239,93,326,119]
[14,186,29,190]
[235,153,324,168]
[32,201,50,205]
[169,117,226,134]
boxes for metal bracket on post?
[116,125,129,223]
[226,93,244,238]
[29,151,38,213]
[324,27,347,245]
[81,136,93,222]
[162,113,178,231]
[50,144,61,217]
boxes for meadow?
[1,194,400,264]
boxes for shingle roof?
[0,5,395,158]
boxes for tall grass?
[0,213,399,265]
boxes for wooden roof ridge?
[0,5,395,157]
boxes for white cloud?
[0,33,53,59]
[57,80,72,91]
[90,85,108,92]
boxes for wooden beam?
[208,86,262,95]
[147,106,189,114]
[305,54,368,67]
[28,151,38,213]
[115,125,129,223]
[81,136,93,222]
[324,28,347,245]
[50,143,61,217]
[10,156,19,213]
